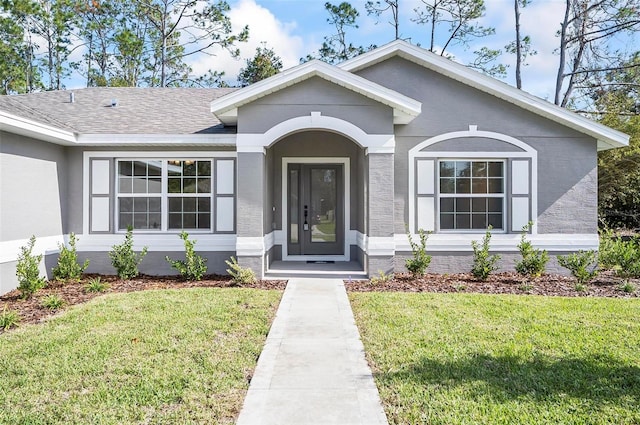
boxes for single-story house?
[0,40,629,293]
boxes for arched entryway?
[268,130,365,263]
[234,112,396,278]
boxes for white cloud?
[518,1,567,99]
[186,0,308,84]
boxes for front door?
[287,164,344,256]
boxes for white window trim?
[115,158,214,233]
[408,126,538,235]
[83,151,236,236]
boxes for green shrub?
[52,233,89,281]
[515,222,549,278]
[166,231,208,281]
[574,283,587,292]
[225,257,256,285]
[471,227,501,281]
[41,294,65,311]
[109,226,148,280]
[619,281,636,293]
[405,228,432,277]
[598,231,640,278]
[0,307,21,331]
[518,283,533,292]
[598,229,620,270]
[85,277,109,293]
[16,235,47,299]
[370,270,394,285]
[557,250,599,284]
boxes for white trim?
[416,159,435,195]
[0,235,66,263]
[91,197,110,232]
[0,110,240,147]
[356,231,367,252]
[82,151,237,236]
[216,197,235,232]
[264,232,276,252]
[394,233,599,252]
[216,159,235,195]
[75,234,236,252]
[408,129,538,235]
[0,110,76,145]
[281,157,351,262]
[511,197,531,232]
[210,59,421,125]
[236,113,395,151]
[410,128,536,153]
[271,230,285,247]
[236,236,265,257]
[339,40,628,150]
[511,160,530,195]
[84,151,237,159]
[413,151,533,158]
[417,197,436,232]
[91,160,110,194]
[76,134,236,146]
[346,229,358,246]
[366,236,395,256]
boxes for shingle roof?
[0,87,238,134]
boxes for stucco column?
[366,152,395,275]
[236,151,266,277]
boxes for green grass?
[0,288,281,424]
[350,292,640,425]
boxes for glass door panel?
[287,164,343,256]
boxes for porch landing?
[265,261,367,279]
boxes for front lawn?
[350,292,640,425]
[0,288,281,424]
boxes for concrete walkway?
[236,278,388,425]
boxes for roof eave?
[76,133,238,146]
[0,110,76,145]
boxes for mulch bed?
[346,270,640,298]
[3,271,639,333]
[1,274,286,330]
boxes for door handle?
[303,205,309,231]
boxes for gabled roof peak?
[210,58,422,126]
[339,40,628,150]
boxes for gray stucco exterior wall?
[367,153,394,238]
[78,251,233,276]
[1,132,69,292]
[237,152,265,237]
[238,77,394,135]
[1,132,68,241]
[354,57,599,235]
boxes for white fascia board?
[340,40,629,150]
[76,133,237,146]
[210,59,421,126]
[0,110,76,145]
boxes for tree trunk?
[514,0,522,89]
[554,0,571,105]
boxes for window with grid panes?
[439,160,504,230]
[116,159,212,231]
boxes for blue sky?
[58,0,591,100]
[194,0,572,100]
